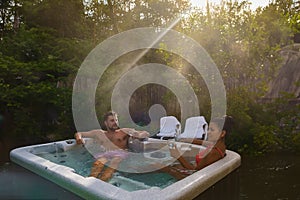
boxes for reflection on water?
[1,149,299,199]
[239,153,300,200]
[0,162,82,200]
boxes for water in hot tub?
[34,144,177,191]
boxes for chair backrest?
[180,116,208,139]
[157,116,180,137]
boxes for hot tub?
[10,138,241,200]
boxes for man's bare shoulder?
[115,129,128,135]
[91,129,105,133]
[92,129,107,137]
[81,129,105,140]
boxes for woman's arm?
[179,139,213,147]
[178,138,201,144]
[169,145,196,170]
[170,145,224,171]
[190,139,203,145]
[177,156,196,170]
[195,148,224,170]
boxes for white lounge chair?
[156,116,181,139]
[179,116,208,140]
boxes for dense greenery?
[0,0,299,154]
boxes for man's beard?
[107,125,120,131]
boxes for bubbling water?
[34,143,177,191]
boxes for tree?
[21,0,87,38]
[0,26,79,141]
[83,0,190,43]
[0,0,21,37]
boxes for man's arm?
[74,129,103,144]
[119,128,149,139]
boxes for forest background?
[0,0,299,157]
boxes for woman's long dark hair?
[211,115,234,136]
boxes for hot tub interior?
[29,139,196,191]
[10,138,241,200]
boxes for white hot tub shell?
[10,138,241,200]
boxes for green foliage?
[0,22,92,141]
[226,91,300,155]
[263,94,300,151]
[292,132,300,152]
[0,0,299,155]
[21,0,87,38]
[225,88,254,153]
[252,124,279,154]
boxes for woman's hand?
[169,145,181,159]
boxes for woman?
[165,116,233,179]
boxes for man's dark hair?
[101,111,117,130]
[103,111,117,121]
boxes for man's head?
[103,111,119,131]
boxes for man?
[74,111,149,181]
